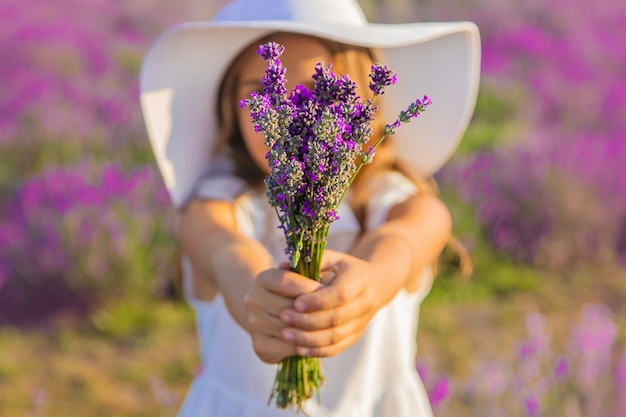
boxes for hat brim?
[140,20,481,208]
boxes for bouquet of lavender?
[240,41,431,412]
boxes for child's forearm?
[350,194,452,309]
[179,200,273,331]
[211,239,276,331]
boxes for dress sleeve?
[192,174,247,202]
[365,171,418,231]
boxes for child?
[140,0,480,415]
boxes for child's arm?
[276,194,452,357]
[178,200,320,363]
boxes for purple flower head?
[289,84,313,106]
[553,355,570,380]
[253,42,288,99]
[335,114,352,136]
[257,41,284,61]
[337,75,358,100]
[312,62,339,104]
[569,303,617,388]
[263,61,287,98]
[518,312,550,360]
[523,395,540,417]
[361,146,376,164]
[428,377,451,409]
[385,95,432,135]
[402,95,433,122]
[384,119,402,136]
[369,64,397,95]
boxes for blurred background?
[1,0,625,415]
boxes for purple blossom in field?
[568,304,617,390]
[416,361,452,411]
[423,305,624,417]
[515,312,553,406]
[475,0,626,137]
[421,0,626,268]
[415,0,626,136]
[479,361,508,397]
[518,312,551,361]
[0,162,175,325]
[441,130,626,268]
[0,0,190,147]
[523,394,540,417]
[416,362,429,382]
[442,149,553,263]
[429,377,451,408]
[553,356,570,380]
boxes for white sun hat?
[140,0,481,208]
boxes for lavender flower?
[429,377,452,409]
[569,304,617,390]
[423,304,625,417]
[523,394,540,417]
[369,64,397,95]
[384,96,433,135]
[0,163,175,325]
[258,42,287,99]
[242,42,430,270]
[240,41,431,412]
[553,356,570,380]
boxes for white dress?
[177,171,434,417]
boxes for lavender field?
[1,0,625,416]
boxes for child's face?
[236,34,332,174]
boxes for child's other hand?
[277,249,382,358]
[243,268,321,363]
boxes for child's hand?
[243,268,322,364]
[277,249,383,358]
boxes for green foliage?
[453,81,527,158]
[429,188,541,304]
[90,294,194,341]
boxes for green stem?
[270,233,327,411]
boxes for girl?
[140,0,480,415]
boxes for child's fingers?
[243,286,295,319]
[279,300,363,331]
[256,268,323,298]
[295,334,359,358]
[293,268,366,313]
[281,324,364,358]
[251,334,297,364]
[247,309,287,336]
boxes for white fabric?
[177,171,434,417]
